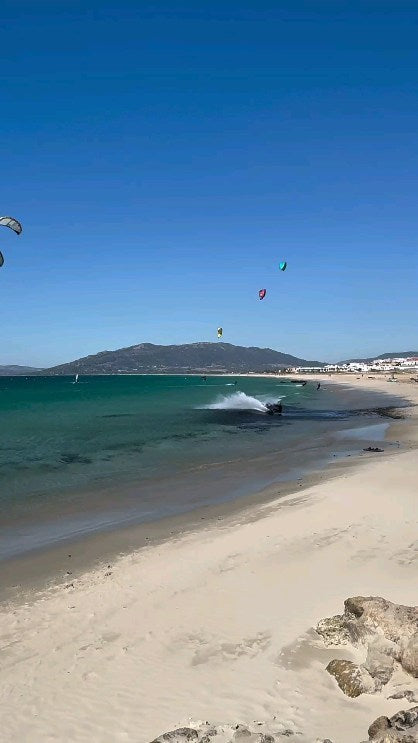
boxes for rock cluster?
[316,597,418,697]
[148,711,418,743]
[149,722,329,743]
[149,597,417,743]
[364,706,418,742]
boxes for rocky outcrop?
[149,710,418,743]
[150,599,417,743]
[402,634,418,678]
[365,706,418,742]
[149,722,330,743]
[317,597,418,697]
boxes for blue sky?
[1,1,417,367]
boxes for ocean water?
[0,374,401,558]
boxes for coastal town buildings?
[287,356,418,375]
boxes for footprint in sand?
[78,632,121,657]
[218,553,244,573]
[189,631,272,666]
[82,670,98,682]
[351,548,378,564]
[391,541,418,566]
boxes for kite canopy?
[259,289,266,300]
[217,327,223,338]
[279,261,287,271]
[0,251,4,267]
[0,216,22,235]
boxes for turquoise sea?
[0,374,401,559]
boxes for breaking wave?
[200,391,281,413]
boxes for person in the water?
[265,401,282,415]
[317,382,321,390]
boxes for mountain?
[0,365,43,376]
[340,351,418,364]
[42,342,325,375]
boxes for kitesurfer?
[265,401,282,415]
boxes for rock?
[389,691,418,704]
[401,633,418,678]
[151,729,199,743]
[368,716,390,738]
[326,658,376,697]
[390,706,418,731]
[365,644,395,686]
[149,722,306,743]
[367,707,418,741]
[343,597,418,646]
[317,597,418,699]
[233,727,251,738]
[316,614,351,646]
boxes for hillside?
[0,365,43,376]
[43,342,325,375]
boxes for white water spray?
[200,391,282,413]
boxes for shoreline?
[0,378,415,601]
[0,375,417,742]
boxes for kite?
[259,289,266,300]
[217,327,223,338]
[0,216,22,235]
[0,216,22,268]
[279,261,287,271]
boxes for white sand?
[0,377,417,743]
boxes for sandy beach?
[0,375,417,743]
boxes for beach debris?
[363,447,384,453]
[258,289,266,300]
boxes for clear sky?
[1,0,417,367]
